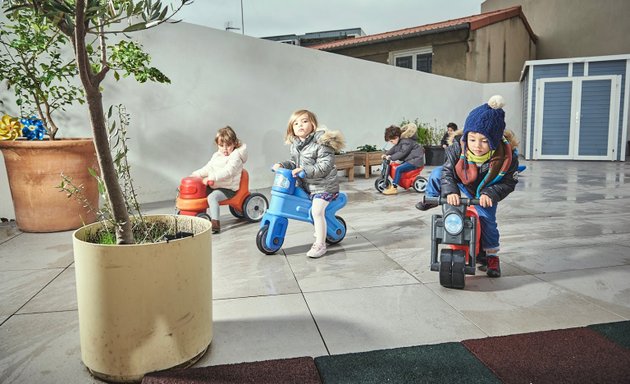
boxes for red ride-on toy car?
[176,169,268,222]
[375,159,427,193]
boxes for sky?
[170,0,486,38]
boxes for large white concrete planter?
[72,215,213,383]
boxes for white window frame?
[389,47,433,72]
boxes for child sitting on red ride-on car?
[190,126,247,234]
[381,123,425,195]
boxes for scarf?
[466,149,495,166]
[455,138,512,197]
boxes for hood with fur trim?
[315,126,346,153]
[401,123,418,140]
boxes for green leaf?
[122,22,147,32]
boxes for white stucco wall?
[0,21,520,220]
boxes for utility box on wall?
[520,54,629,161]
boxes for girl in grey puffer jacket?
[273,109,345,259]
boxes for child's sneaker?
[382,185,398,195]
[306,242,327,258]
[486,256,501,277]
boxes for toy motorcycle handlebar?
[271,165,306,178]
[423,195,480,206]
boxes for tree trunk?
[74,0,133,244]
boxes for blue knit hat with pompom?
[463,95,506,150]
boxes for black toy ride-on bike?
[424,195,485,289]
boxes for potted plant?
[402,118,446,166]
[352,144,384,178]
[4,1,212,382]
[0,5,97,232]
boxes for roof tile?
[311,6,534,50]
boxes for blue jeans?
[425,166,500,250]
[392,162,418,186]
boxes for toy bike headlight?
[273,174,290,189]
[444,213,464,235]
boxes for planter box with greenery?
[351,144,384,178]
[334,152,355,181]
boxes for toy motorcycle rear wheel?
[439,249,466,289]
[326,216,346,245]
[196,212,211,221]
[413,176,428,193]
[374,178,390,193]
[256,224,282,255]
[243,193,269,222]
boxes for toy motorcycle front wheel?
[326,216,347,245]
[256,224,283,255]
[439,249,466,289]
[374,178,391,193]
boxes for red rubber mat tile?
[462,327,630,384]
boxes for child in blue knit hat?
[417,95,520,277]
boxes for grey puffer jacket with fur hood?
[385,124,425,167]
[279,127,345,194]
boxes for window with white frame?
[390,47,433,73]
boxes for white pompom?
[487,95,505,109]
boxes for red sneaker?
[486,256,501,278]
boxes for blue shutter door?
[579,79,612,156]
[541,81,572,156]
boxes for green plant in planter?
[400,118,444,147]
[59,104,178,244]
[0,5,83,139]
[356,144,380,152]
[5,0,192,244]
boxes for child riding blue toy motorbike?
[256,167,347,255]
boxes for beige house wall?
[468,16,536,82]
[321,17,535,83]
[482,0,630,59]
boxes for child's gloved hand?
[479,194,493,207]
[203,177,214,186]
[292,167,304,177]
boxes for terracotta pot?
[73,215,213,382]
[0,138,99,232]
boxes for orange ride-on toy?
[375,159,427,193]
[176,169,268,222]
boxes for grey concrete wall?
[0,21,520,219]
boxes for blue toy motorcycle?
[256,167,348,255]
